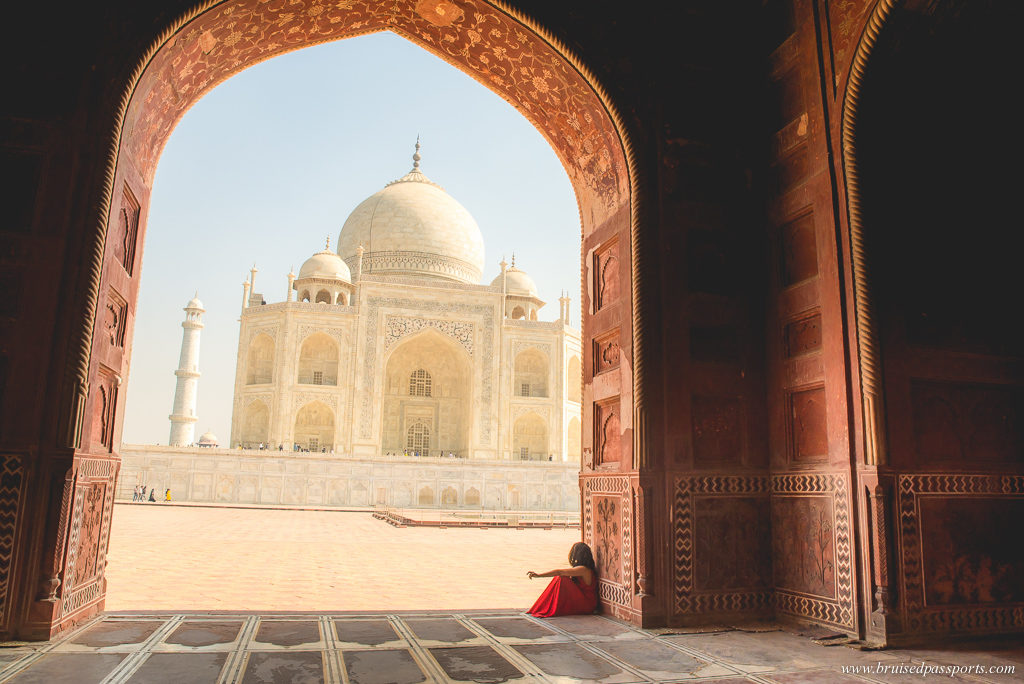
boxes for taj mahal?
[228,142,582,462]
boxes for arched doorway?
[239,399,270,448]
[842,0,1024,641]
[296,333,340,386]
[382,330,472,458]
[293,401,335,452]
[513,347,548,398]
[512,412,548,460]
[245,334,274,385]
[31,0,640,638]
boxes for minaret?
[168,294,204,446]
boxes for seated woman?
[526,541,598,617]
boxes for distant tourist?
[526,542,598,617]
[141,486,148,500]
[132,485,139,501]
[148,488,156,502]
[164,488,172,501]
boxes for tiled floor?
[1,612,1020,683]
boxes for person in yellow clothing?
[164,488,171,502]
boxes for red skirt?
[528,576,598,617]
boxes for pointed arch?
[514,347,548,397]
[245,334,274,385]
[297,332,339,386]
[293,400,334,452]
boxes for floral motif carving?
[384,316,474,356]
[123,0,628,223]
[595,496,621,582]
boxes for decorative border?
[384,316,474,357]
[0,454,27,631]
[897,474,1024,634]
[772,473,855,631]
[582,475,631,609]
[61,458,118,619]
[359,249,482,284]
[672,475,772,615]
[839,0,900,465]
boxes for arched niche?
[567,356,581,403]
[510,305,526,320]
[567,415,581,462]
[513,411,548,460]
[245,334,275,385]
[241,400,270,447]
[514,348,548,397]
[297,333,339,386]
[382,329,471,458]
[314,290,331,304]
[293,400,334,452]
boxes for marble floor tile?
[240,651,324,684]
[429,645,525,683]
[513,642,636,683]
[343,649,427,684]
[69,620,164,649]
[252,620,322,648]
[405,618,478,643]
[541,616,640,640]
[6,653,127,684]
[333,619,403,647]
[163,620,243,647]
[471,617,565,642]
[594,639,731,680]
[126,652,228,683]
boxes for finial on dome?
[325,235,331,251]
[511,253,516,269]
[412,135,422,171]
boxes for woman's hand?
[527,571,538,579]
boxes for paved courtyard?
[104,504,580,611]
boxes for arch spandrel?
[124,0,628,229]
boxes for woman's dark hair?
[568,542,596,572]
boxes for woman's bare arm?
[527,566,591,579]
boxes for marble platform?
[1,612,1020,683]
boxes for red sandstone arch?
[36,0,646,637]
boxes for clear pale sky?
[121,32,581,445]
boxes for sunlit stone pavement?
[2,505,1020,683]
[2,612,1022,683]
[103,504,579,611]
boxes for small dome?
[198,431,218,446]
[491,267,539,298]
[298,247,351,282]
[186,295,204,310]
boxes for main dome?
[337,144,485,284]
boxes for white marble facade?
[229,145,582,463]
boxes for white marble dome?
[337,147,485,284]
[198,430,218,447]
[298,246,351,282]
[491,267,539,297]
[186,295,204,310]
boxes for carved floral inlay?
[384,316,474,356]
